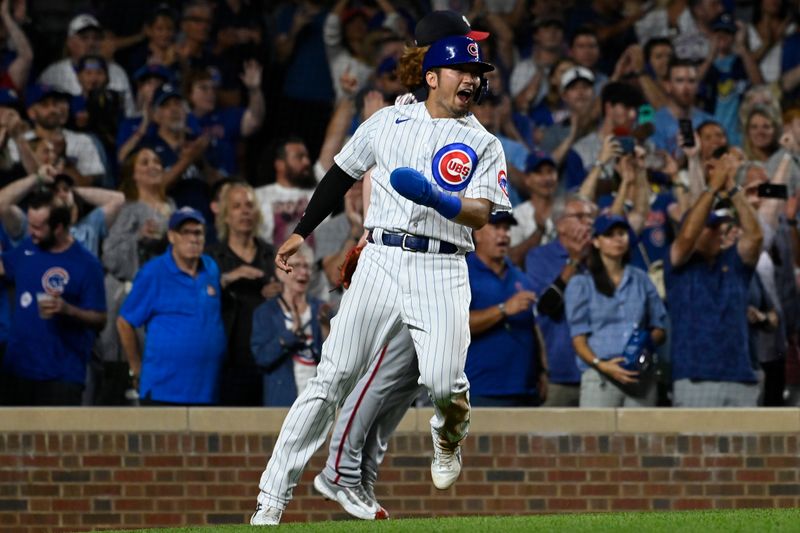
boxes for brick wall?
[1,408,799,532]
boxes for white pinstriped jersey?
[333,102,512,251]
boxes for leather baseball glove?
[338,245,364,290]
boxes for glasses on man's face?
[178,228,204,239]
[564,212,595,222]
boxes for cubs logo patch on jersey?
[497,170,509,198]
[41,267,70,295]
[431,143,478,192]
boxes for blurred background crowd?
[0,0,798,410]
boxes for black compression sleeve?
[293,164,358,238]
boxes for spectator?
[541,65,596,158]
[38,14,135,117]
[70,55,125,167]
[96,147,173,403]
[698,14,763,148]
[572,81,643,174]
[528,57,577,137]
[467,212,547,407]
[697,120,730,162]
[509,151,558,267]
[141,83,212,224]
[637,37,674,108]
[568,26,608,92]
[651,59,715,157]
[23,84,107,186]
[206,182,280,406]
[779,14,800,102]
[212,0,265,107]
[636,0,724,64]
[116,64,173,163]
[747,0,795,84]
[123,4,180,78]
[510,16,564,118]
[255,137,315,248]
[0,170,123,257]
[666,154,763,407]
[565,213,667,407]
[527,195,596,407]
[251,244,327,407]
[0,0,33,92]
[0,187,106,406]
[175,1,219,78]
[184,62,265,178]
[324,2,373,101]
[0,88,33,185]
[118,207,226,405]
[743,105,781,163]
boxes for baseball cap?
[707,207,734,227]
[169,207,205,230]
[152,83,182,107]
[414,11,489,46]
[25,84,71,107]
[560,66,595,92]
[75,54,108,73]
[0,88,20,107]
[134,64,173,83]
[525,151,556,173]
[593,213,630,236]
[423,35,494,74]
[67,14,103,37]
[712,13,737,33]
[489,211,518,226]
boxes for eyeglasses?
[563,213,595,221]
[177,228,204,238]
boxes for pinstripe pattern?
[256,101,509,511]
[334,103,511,251]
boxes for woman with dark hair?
[565,213,667,407]
[748,0,795,83]
[94,147,174,404]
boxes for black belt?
[367,230,459,254]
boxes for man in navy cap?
[117,206,226,405]
[467,210,548,406]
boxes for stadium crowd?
[0,0,798,409]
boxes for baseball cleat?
[249,502,282,526]
[363,483,389,520]
[313,474,379,520]
[431,439,462,490]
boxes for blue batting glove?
[389,167,462,220]
[390,167,435,206]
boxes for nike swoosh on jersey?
[395,118,411,124]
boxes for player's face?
[169,221,205,261]
[428,65,483,118]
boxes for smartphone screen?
[757,183,788,199]
[678,119,695,147]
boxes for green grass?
[108,509,800,532]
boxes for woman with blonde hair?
[743,105,782,162]
[206,181,280,406]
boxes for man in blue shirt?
[526,195,596,407]
[467,212,547,407]
[666,155,763,406]
[0,188,106,405]
[117,207,226,405]
[185,62,265,178]
[651,58,715,157]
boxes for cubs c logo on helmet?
[467,42,479,57]
[498,170,509,198]
[431,143,478,192]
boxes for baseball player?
[251,34,510,526]
[311,12,493,521]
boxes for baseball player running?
[251,34,510,526]
[312,12,493,521]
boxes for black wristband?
[294,164,357,238]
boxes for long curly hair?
[397,44,430,91]
[118,147,167,202]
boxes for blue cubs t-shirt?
[2,237,105,384]
[192,107,245,177]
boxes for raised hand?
[240,60,262,91]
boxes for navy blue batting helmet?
[422,35,494,75]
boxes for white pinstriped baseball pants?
[256,243,472,510]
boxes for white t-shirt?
[38,58,135,117]
[510,201,556,247]
[9,130,106,178]
[254,183,316,248]
[748,22,797,84]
